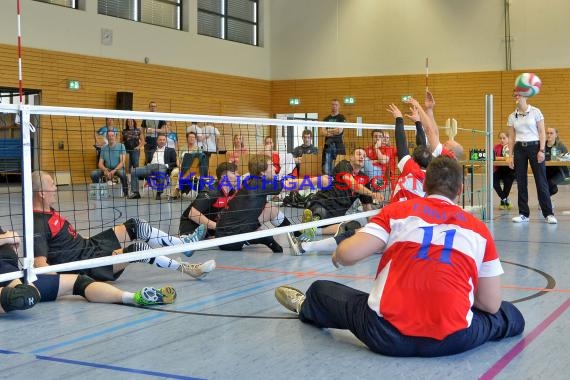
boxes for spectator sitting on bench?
[91,129,128,197]
[128,133,177,200]
[169,131,207,199]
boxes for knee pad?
[1,284,41,312]
[124,218,150,241]
[72,274,95,298]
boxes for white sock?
[135,219,184,248]
[134,256,181,271]
[271,211,285,227]
[152,256,181,271]
[122,291,135,305]
[302,237,337,253]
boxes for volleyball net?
[0,103,491,285]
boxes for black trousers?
[299,280,525,357]
[513,142,553,217]
[493,167,516,200]
[546,166,566,196]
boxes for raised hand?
[425,90,435,109]
[386,103,403,119]
[408,97,421,109]
[405,106,420,122]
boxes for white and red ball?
[514,72,542,97]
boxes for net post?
[20,105,38,284]
[485,94,494,222]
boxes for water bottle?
[551,145,558,160]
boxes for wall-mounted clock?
[101,28,113,46]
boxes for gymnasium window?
[198,0,259,46]
[33,0,79,8]
[98,0,182,30]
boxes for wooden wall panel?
[2,41,570,183]
[0,43,270,183]
[271,69,570,158]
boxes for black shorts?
[76,229,123,282]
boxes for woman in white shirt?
[507,92,556,224]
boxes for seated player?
[275,156,525,357]
[215,155,330,252]
[292,148,382,242]
[0,227,176,314]
[387,102,433,202]
[179,162,239,238]
[32,171,214,281]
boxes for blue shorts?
[1,260,60,302]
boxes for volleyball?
[514,72,542,97]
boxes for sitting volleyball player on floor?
[179,161,286,240]
[275,156,525,357]
[0,227,176,313]
[215,154,331,252]
[31,171,214,281]
[288,147,384,255]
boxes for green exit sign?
[68,80,80,90]
[289,98,300,106]
[343,96,356,105]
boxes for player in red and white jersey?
[390,92,464,202]
[275,156,524,357]
[388,103,432,203]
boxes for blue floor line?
[0,350,203,379]
[29,266,328,355]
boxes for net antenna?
[425,57,429,92]
[17,0,24,104]
[16,0,38,286]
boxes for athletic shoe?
[287,233,305,256]
[512,215,529,223]
[499,200,507,210]
[275,285,306,314]
[133,286,177,306]
[266,238,284,253]
[178,259,216,279]
[180,224,207,256]
[181,224,207,243]
[301,209,317,239]
[545,215,558,224]
[334,220,361,238]
[505,199,513,210]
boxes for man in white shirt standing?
[128,134,177,200]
